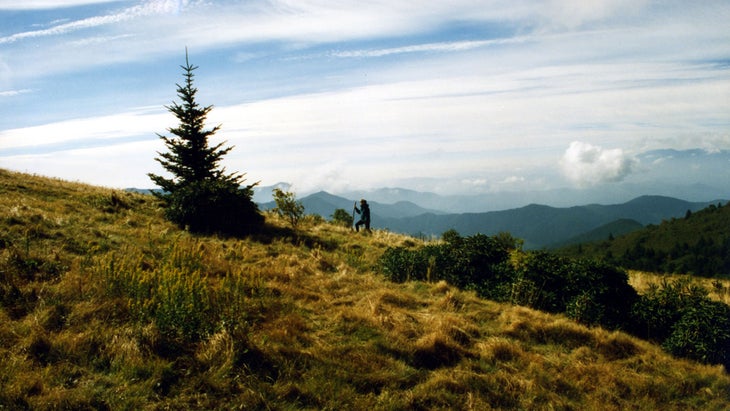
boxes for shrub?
[662,298,730,368]
[331,208,354,228]
[379,232,514,300]
[272,188,305,228]
[633,278,730,367]
[631,278,706,342]
[380,246,425,283]
[513,252,637,328]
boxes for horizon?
[1,1,729,203]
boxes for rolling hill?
[557,200,730,277]
[2,168,729,409]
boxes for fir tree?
[148,50,263,235]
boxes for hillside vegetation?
[558,201,730,277]
[1,169,729,410]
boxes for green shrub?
[380,246,425,283]
[379,232,514,300]
[633,278,730,367]
[272,188,305,228]
[631,278,706,342]
[513,253,637,328]
[662,298,730,368]
[331,208,354,228]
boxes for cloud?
[560,141,636,186]
[0,0,192,44]
[0,89,33,97]
[0,107,169,152]
[0,0,120,10]
[330,38,521,58]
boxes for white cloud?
[560,141,636,186]
[0,0,193,44]
[331,38,521,58]
[0,107,169,150]
[0,0,121,10]
[0,139,163,188]
[0,89,33,97]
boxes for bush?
[662,298,730,368]
[380,246,425,283]
[272,188,305,228]
[633,278,730,368]
[379,232,514,300]
[512,252,638,328]
[331,208,354,228]
[380,234,638,331]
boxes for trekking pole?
[352,202,357,232]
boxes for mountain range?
[257,189,725,249]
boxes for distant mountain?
[342,183,729,214]
[549,219,644,248]
[258,191,442,220]
[376,195,724,249]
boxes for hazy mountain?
[375,196,723,249]
[341,183,728,214]
[252,182,291,204]
[338,149,730,213]
[258,191,441,220]
[549,218,644,248]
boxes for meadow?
[1,169,729,410]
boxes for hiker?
[354,199,371,233]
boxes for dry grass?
[629,270,730,305]
[1,169,729,409]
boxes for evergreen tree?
[148,50,263,235]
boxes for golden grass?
[1,168,729,409]
[629,270,730,305]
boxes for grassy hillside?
[1,169,729,410]
[558,201,730,277]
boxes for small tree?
[272,188,304,228]
[148,50,263,235]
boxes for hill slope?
[557,201,730,277]
[550,218,644,248]
[1,169,729,410]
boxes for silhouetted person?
[354,199,371,233]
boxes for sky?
[0,0,729,204]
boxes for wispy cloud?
[0,0,121,10]
[0,1,192,44]
[330,38,524,58]
[0,89,33,97]
[0,1,728,195]
[0,107,169,152]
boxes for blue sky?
[0,0,729,203]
